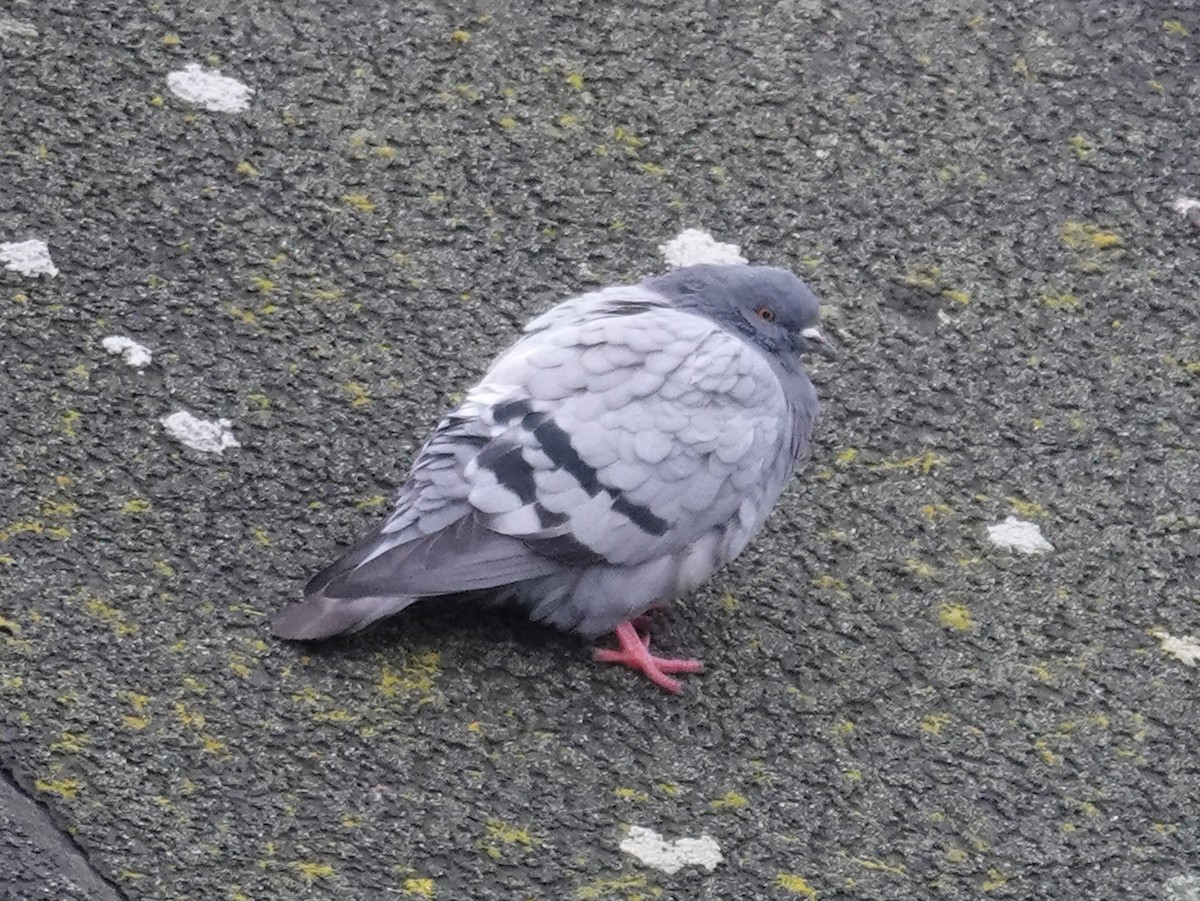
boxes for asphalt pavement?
[2,1,1198,899]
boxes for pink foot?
[593,621,704,694]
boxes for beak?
[800,326,835,358]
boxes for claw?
[593,621,704,693]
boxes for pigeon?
[272,263,831,692]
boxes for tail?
[271,512,561,641]
[270,592,418,641]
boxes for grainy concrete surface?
[2,1,1198,899]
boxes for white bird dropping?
[986,516,1053,554]
[102,336,153,369]
[620,825,723,875]
[160,411,240,454]
[659,229,748,268]
[166,64,253,113]
[1,239,58,277]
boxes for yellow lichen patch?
[342,193,376,214]
[312,709,353,723]
[378,650,441,701]
[36,777,81,799]
[229,659,251,679]
[577,875,647,900]
[900,263,941,291]
[1012,55,1035,82]
[291,861,335,884]
[304,285,346,303]
[1,521,44,540]
[0,615,20,635]
[937,603,973,632]
[613,786,648,803]
[497,116,517,129]
[236,160,260,178]
[904,559,936,578]
[557,113,578,128]
[174,702,206,729]
[226,304,260,324]
[1033,737,1060,765]
[565,72,585,90]
[835,448,859,465]
[639,161,669,177]
[1008,497,1046,518]
[920,713,952,736]
[161,32,180,46]
[775,873,818,897]
[123,714,149,730]
[1068,135,1096,159]
[120,498,152,515]
[921,503,953,520]
[40,499,78,517]
[981,868,1009,890]
[451,29,471,42]
[478,818,539,859]
[1029,662,1053,682]
[1061,221,1121,251]
[403,877,436,897]
[250,526,271,546]
[344,382,371,407]
[1040,291,1080,311]
[50,732,90,753]
[61,409,82,438]
[1163,19,1189,36]
[857,858,907,877]
[84,598,136,636]
[710,790,748,810]
[810,574,847,591]
[872,451,944,475]
[944,846,968,863]
[942,288,970,305]
[613,126,644,149]
[200,735,228,755]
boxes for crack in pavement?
[0,764,128,901]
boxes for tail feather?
[270,593,416,641]
[275,514,563,641]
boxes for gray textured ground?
[2,0,1198,898]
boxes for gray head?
[644,264,831,369]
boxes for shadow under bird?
[271,263,831,692]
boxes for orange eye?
[756,306,776,322]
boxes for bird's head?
[645,264,833,367]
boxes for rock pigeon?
[272,263,830,692]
